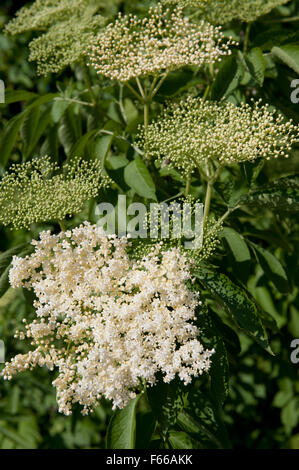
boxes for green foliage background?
[0,0,299,449]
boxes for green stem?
[161,191,184,204]
[144,100,149,129]
[81,60,96,106]
[58,220,66,232]
[203,180,213,229]
[118,84,127,125]
[188,10,201,20]
[196,163,209,182]
[217,205,240,226]
[136,77,145,99]
[124,82,143,101]
[202,63,213,100]
[97,129,144,156]
[265,15,299,23]
[142,78,152,159]
[54,97,93,107]
[202,83,210,101]
[131,74,168,160]
[204,206,240,242]
[151,72,168,99]
[185,174,191,197]
[148,75,159,96]
[243,22,251,53]
[143,100,150,159]
[202,164,223,229]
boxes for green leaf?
[2,89,37,105]
[228,183,249,208]
[25,108,52,158]
[251,285,283,329]
[157,71,194,97]
[9,385,20,415]
[92,135,114,168]
[249,242,289,294]
[0,287,19,308]
[40,124,59,159]
[273,390,293,409]
[106,395,140,449]
[0,112,27,167]
[51,99,69,123]
[0,424,34,449]
[18,416,41,448]
[177,391,230,449]
[169,431,197,449]
[69,130,97,160]
[210,335,229,406]
[135,412,156,449]
[0,244,28,273]
[281,397,299,434]
[124,156,157,200]
[177,410,201,435]
[289,306,299,337]
[0,265,11,299]
[58,105,81,155]
[0,93,57,167]
[241,177,299,213]
[25,93,58,113]
[211,55,242,100]
[147,377,186,431]
[21,106,41,158]
[271,45,299,74]
[123,98,138,124]
[245,47,265,86]
[253,29,296,52]
[106,155,129,170]
[197,308,229,405]
[194,270,271,351]
[222,228,251,264]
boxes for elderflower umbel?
[2,223,213,414]
[0,156,110,230]
[29,11,105,75]
[5,0,105,75]
[88,4,235,82]
[162,0,291,24]
[4,0,84,33]
[137,96,299,175]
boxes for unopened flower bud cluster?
[162,0,290,24]
[88,4,235,82]
[4,0,85,34]
[2,223,213,414]
[5,0,105,75]
[138,96,298,175]
[29,10,105,75]
[0,156,110,230]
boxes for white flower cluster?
[88,4,235,82]
[162,0,291,24]
[2,223,213,415]
[137,96,299,175]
